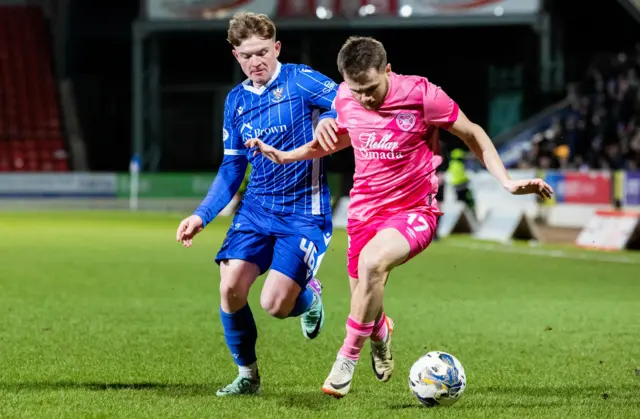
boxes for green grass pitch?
[0,211,639,418]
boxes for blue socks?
[219,287,313,372]
[220,304,258,367]
[287,286,314,318]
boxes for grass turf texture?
[0,211,639,418]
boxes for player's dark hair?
[337,36,387,81]
[227,12,276,47]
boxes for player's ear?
[274,40,281,57]
[232,49,239,60]
[385,63,392,74]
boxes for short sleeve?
[222,91,246,156]
[333,84,350,135]
[294,64,338,110]
[422,80,459,128]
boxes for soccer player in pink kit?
[245,36,554,398]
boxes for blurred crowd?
[518,44,640,171]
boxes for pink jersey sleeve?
[422,80,459,129]
[333,82,350,135]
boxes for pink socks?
[339,316,374,361]
[339,312,390,361]
[370,312,389,342]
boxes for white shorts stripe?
[311,158,321,215]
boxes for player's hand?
[176,215,204,248]
[245,138,287,164]
[314,118,339,152]
[503,178,554,200]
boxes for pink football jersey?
[334,72,459,221]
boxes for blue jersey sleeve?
[294,65,338,121]
[193,92,248,227]
[220,91,246,155]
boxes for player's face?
[344,64,391,111]
[232,36,281,87]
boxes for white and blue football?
[408,351,466,407]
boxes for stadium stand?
[0,5,68,172]
[518,45,640,171]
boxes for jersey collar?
[242,61,282,95]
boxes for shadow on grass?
[388,384,640,410]
[0,381,217,396]
[2,382,639,410]
[470,384,639,397]
[2,382,342,410]
[263,383,640,412]
[271,388,343,411]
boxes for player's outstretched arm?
[446,110,553,199]
[245,133,351,164]
[176,154,248,248]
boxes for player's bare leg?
[260,271,303,318]
[323,229,409,398]
[349,278,394,382]
[217,260,262,396]
[261,270,325,339]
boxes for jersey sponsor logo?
[242,124,288,139]
[222,128,229,141]
[396,112,416,131]
[271,87,286,103]
[357,132,403,160]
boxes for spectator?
[522,47,640,170]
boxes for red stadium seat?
[0,5,68,172]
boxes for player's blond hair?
[337,36,387,81]
[227,12,276,47]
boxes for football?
[408,351,467,407]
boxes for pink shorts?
[346,207,438,279]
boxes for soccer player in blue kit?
[175,12,340,396]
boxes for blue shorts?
[215,202,333,288]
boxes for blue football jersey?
[222,62,338,216]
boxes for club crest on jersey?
[271,87,285,103]
[396,112,416,131]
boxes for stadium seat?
[0,5,67,172]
